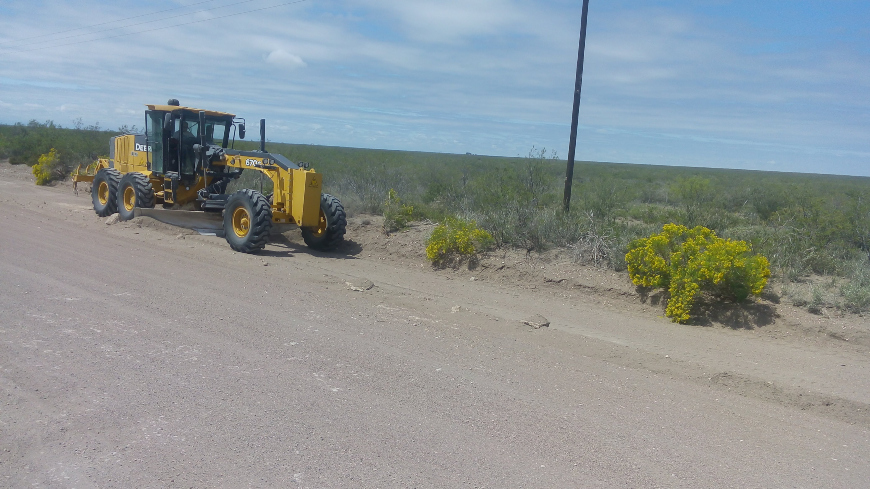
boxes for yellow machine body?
[74,103,335,232]
[112,134,149,174]
[214,154,323,227]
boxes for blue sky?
[0,0,868,176]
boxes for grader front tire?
[301,193,347,250]
[223,189,272,253]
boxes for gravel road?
[1,162,868,487]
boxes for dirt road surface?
[1,161,868,487]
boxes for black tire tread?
[302,193,347,250]
[223,189,272,253]
[117,172,156,221]
[129,172,156,209]
[92,168,121,217]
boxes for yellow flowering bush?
[626,223,770,323]
[426,217,494,263]
[32,148,62,185]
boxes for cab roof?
[146,104,235,118]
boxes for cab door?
[145,111,166,174]
[177,115,201,180]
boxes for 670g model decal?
[244,158,275,167]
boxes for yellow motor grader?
[73,99,345,253]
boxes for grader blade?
[133,208,225,235]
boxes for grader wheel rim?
[311,209,327,238]
[123,186,136,212]
[98,181,109,205]
[232,207,251,238]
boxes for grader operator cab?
[73,100,346,253]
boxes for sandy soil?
[2,159,870,487]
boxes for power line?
[0,0,220,46]
[0,0,263,50]
[3,0,309,53]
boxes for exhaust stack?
[259,119,266,152]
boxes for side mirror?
[238,123,246,139]
[163,113,172,132]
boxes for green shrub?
[521,146,558,201]
[841,260,870,313]
[670,176,713,227]
[426,217,494,264]
[383,188,416,233]
[577,178,631,222]
[627,203,684,225]
[327,160,415,216]
[626,223,771,323]
[0,120,110,168]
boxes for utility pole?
[563,0,590,213]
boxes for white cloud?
[264,49,307,69]
[359,0,527,43]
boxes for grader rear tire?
[92,168,121,217]
[223,189,272,253]
[301,193,347,250]
[117,172,155,221]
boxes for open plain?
[1,160,869,487]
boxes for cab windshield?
[178,115,229,147]
[204,119,228,146]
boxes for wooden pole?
[563,0,590,213]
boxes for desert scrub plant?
[576,178,632,223]
[32,148,67,185]
[522,146,558,202]
[383,188,416,233]
[626,223,771,323]
[670,175,717,228]
[0,120,112,168]
[329,160,413,215]
[841,260,870,313]
[426,217,494,264]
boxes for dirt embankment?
[346,215,869,348]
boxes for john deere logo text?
[135,143,152,152]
